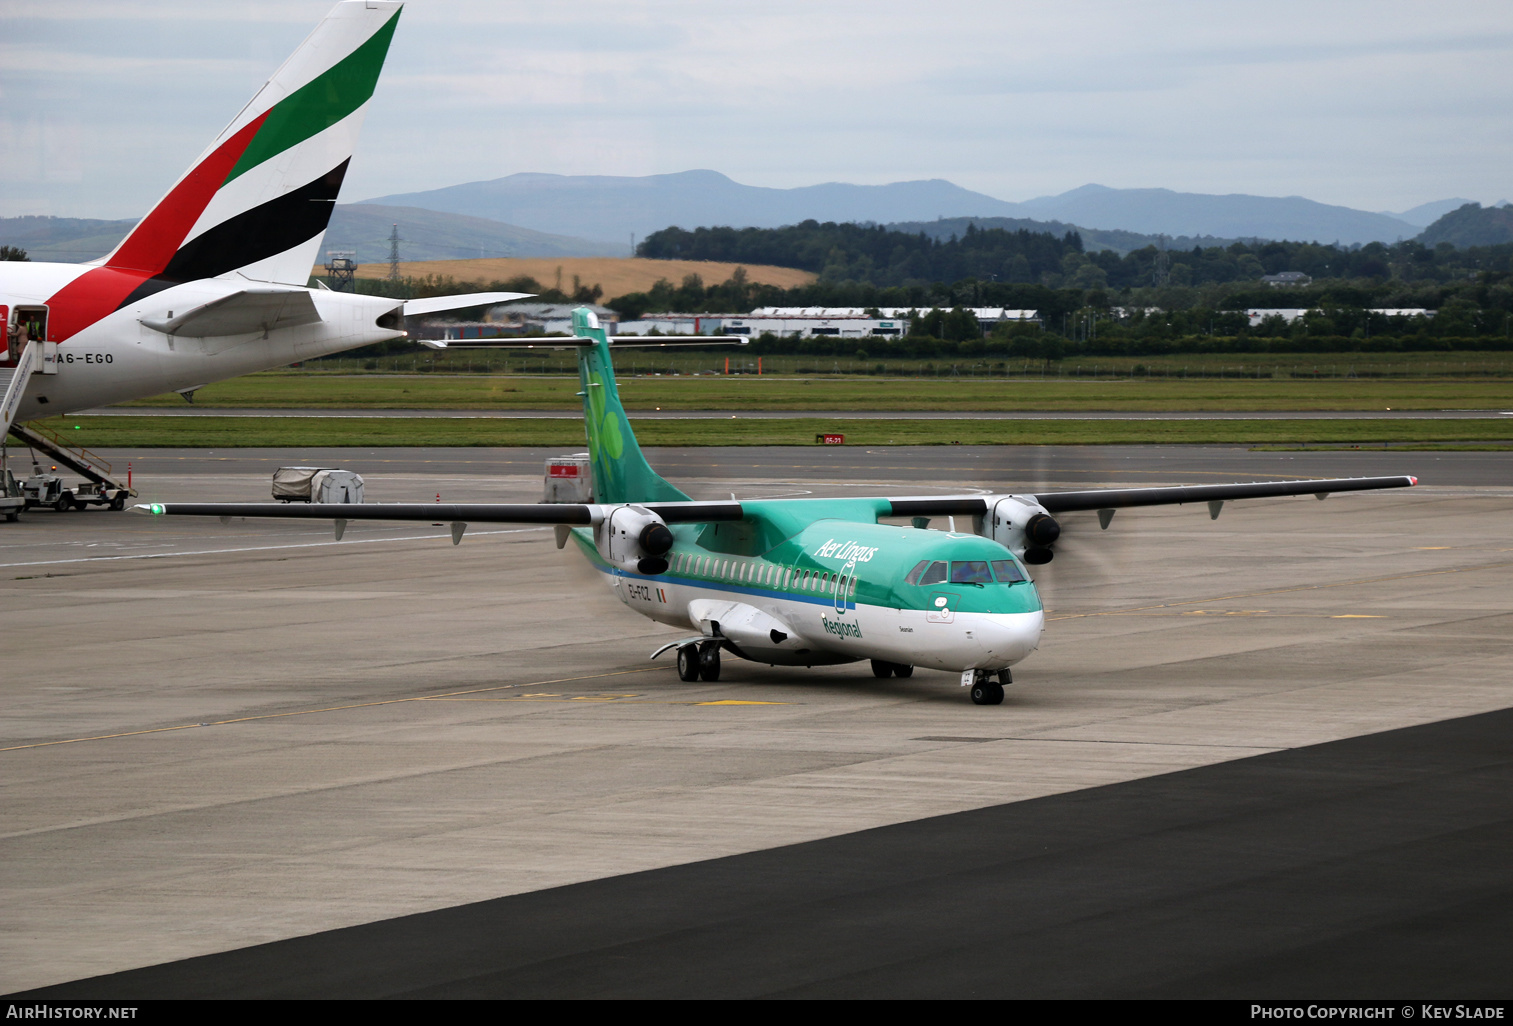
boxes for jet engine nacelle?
[598,504,675,575]
[984,495,1060,564]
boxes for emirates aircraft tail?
[48,1,402,339]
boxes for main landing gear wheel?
[698,641,722,682]
[970,679,1005,705]
[676,646,701,682]
[893,663,914,678]
[871,659,894,678]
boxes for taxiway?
[3,446,1509,995]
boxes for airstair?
[1,342,136,499]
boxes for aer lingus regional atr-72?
[137,308,1417,705]
[0,2,521,477]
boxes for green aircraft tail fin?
[573,308,691,504]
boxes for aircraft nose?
[967,611,1043,664]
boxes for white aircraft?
[138,309,1417,705]
[0,1,520,483]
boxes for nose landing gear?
[969,669,1010,705]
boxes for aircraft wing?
[139,288,321,337]
[133,501,745,524]
[422,336,749,349]
[137,478,1415,527]
[1029,475,1417,513]
[887,476,1417,518]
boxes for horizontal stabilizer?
[402,292,535,317]
[139,288,320,337]
[422,335,749,350]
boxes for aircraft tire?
[893,663,914,678]
[870,659,894,678]
[698,642,721,682]
[970,681,1005,706]
[676,646,701,682]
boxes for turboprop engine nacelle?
[984,495,1061,564]
[597,504,675,575]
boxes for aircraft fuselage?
[577,512,1045,673]
[1,261,405,420]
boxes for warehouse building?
[616,307,1040,339]
[1246,308,1434,327]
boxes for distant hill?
[0,216,134,262]
[323,204,618,262]
[1417,203,1513,248]
[0,206,616,266]
[362,172,1441,247]
[360,170,1025,245]
[1386,198,1476,228]
[1009,184,1419,246]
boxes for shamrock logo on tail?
[585,371,624,460]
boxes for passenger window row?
[666,553,861,598]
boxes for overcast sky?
[3,0,1509,220]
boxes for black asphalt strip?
[18,707,1513,999]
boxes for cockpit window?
[905,560,932,585]
[992,559,1026,583]
[918,561,947,585]
[950,560,993,584]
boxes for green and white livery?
[138,308,1417,705]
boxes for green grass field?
[289,349,1513,383]
[44,415,1513,448]
[118,368,1513,413]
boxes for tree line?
[638,221,1513,291]
[608,269,1513,344]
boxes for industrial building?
[1261,271,1313,287]
[1246,307,1434,327]
[421,304,1043,341]
[617,307,1040,339]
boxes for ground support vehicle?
[20,470,128,511]
[0,466,23,521]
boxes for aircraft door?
[8,306,47,365]
[833,557,857,614]
[1,307,9,365]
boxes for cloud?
[4,0,1511,219]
